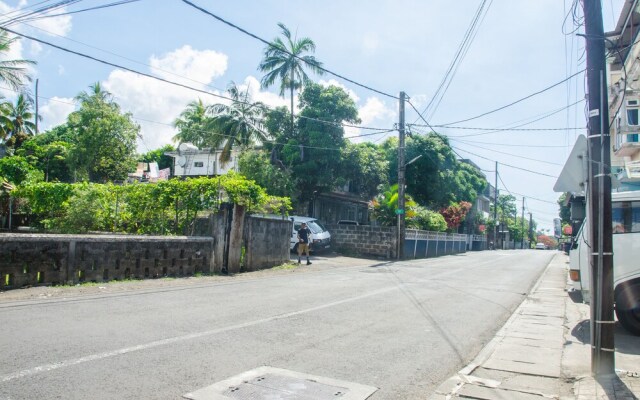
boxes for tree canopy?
[66,83,140,182]
[384,133,486,209]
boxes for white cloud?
[28,11,72,37]
[102,45,230,152]
[238,75,289,109]
[318,79,360,103]
[0,1,72,37]
[39,97,76,131]
[29,41,43,56]
[57,65,65,75]
[103,68,207,152]
[407,94,430,110]
[99,46,291,152]
[347,97,397,143]
[359,97,396,125]
[362,32,380,56]
[149,45,228,86]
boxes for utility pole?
[528,212,533,248]
[521,197,525,249]
[35,79,39,134]
[583,0,615,376]
[397,91,406,260]
[493,161,498,249]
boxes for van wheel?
[292,243,299,254]
[615,283,640,336]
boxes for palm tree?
[75,82,112,106]
[3,94,39,149]
[173,99,210,148]
[0,30,35,92]
[0,99,12,143]
[208,82,267,163]
[258,23,324,134]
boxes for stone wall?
[0,234,213,290]
[243,217,291,271]
[327,224,397,258]
[196,213,292,273]
[327,225,469,259]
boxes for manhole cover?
[224,374,346,399]
[184,366,377,400]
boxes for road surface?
[0,250,555,399]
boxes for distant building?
[607,0,640,189]
[460,159,494,221]
[164,143,239,178]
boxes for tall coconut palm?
[75,82,112,106]
[258,23,324,134]
[0,30,35,92]
[173,99,210,148]
[209,82,267,163]
[3,93,39,149]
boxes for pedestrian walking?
[297,222,312,265]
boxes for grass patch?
[271,261,299,271]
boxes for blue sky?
[0,0,626,231]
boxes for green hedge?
[13,173,290,235]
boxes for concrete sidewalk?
[428,253,640,400]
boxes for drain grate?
[184,366,377,400]
[224,373,346,399]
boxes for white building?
[607,0,640,188]
[165,143,239,177]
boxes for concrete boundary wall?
[327,224,397,259]
[243,217,291,271]
[0,234,213,290]
[327,225,469,259]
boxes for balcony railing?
[614,130,640,157]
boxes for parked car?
[336,220,359,226]
[535,242,546,250]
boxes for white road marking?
[1,286,399,383]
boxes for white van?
[252,214,331,253]
[569,191,640,335]
[289,216,331,253]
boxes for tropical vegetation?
[0,22,546,242]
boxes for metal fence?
[403,229,468,259]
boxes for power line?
[18,21,228,94]
[3,85,391,153]
[180,0,399,100]
[404,100,468,162]
[417,0,493,120]
[17,0,140,23]
[411,125,583,132]
[0,0,82,26]
[0,0,52,19]
[405,99,559,179]
[443,98,586,138]
[446,139,569,148]
[410,98,585,138]
[453,147,559,178]
[0,26,390,134]
[451,139,564,166]
[436,69,585,127]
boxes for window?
[627,108,638,126]
[194,161,204,167]
[612,201,640,234]
[624,100,639,143]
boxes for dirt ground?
[0,262,309,303]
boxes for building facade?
[607,0,640,190]
[165,143,239,178]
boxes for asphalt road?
[0,250,555,400]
